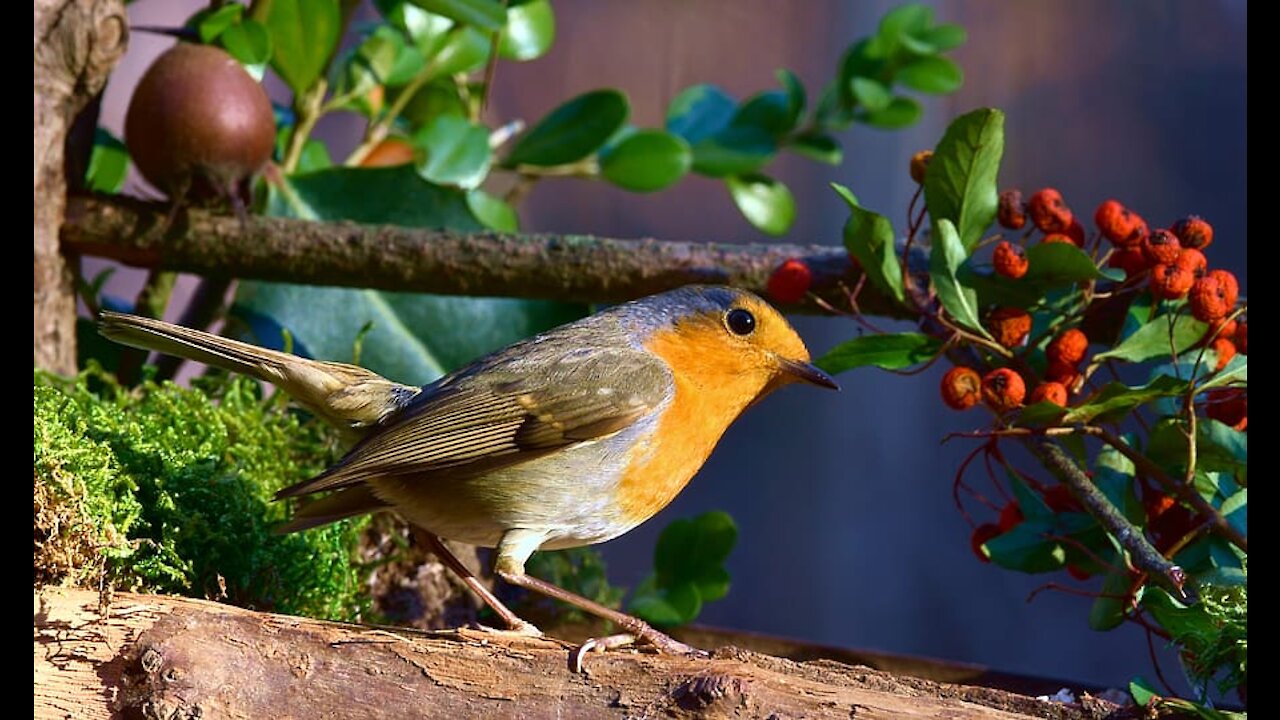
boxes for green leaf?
[506,89,629,166]
[653,511,737,589]
[694,567,731,603]
[1018,402,1067,427]
[1062,375,1187,424]
[832,183,905,305]
[725,174,795,236]
[896,56,963,94]
[465,188,518,231]
[923,108,1004,251]
[1009,476,1055,523]
[666,84,737,143]
[296,138,332,173]
[1023,242,1111,286]
[628,581,701,627]
[1090,570,1138,630]
[849,77,891,111]
[788,132,842,165]
[413,115,491,188]
[427,25,492,80]
[498,0,554,60]
[1129,677,1160,706]
[1095,315,1208,363]
[240,165,584,382]
[219,19,273,71]
[859,96,923,129]
[877,4,934,55]
[1199,354,1247,391]
[1094,445,1144,523]
[689,125,776,177]
[407,0,507,30]
[983,521,1066,573]
[733,90,795,138]
[85,128,129,193]
[1221,489,1246,538]
[904,23,967,54]
[190,3,244,43]
[777,68,806,128]
[257,0,342,95]
[815,333,942,374]
[599,130,691,193]
[929,219,990,338]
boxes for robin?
[99,284,838,668]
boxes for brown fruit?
[125,43,275,197]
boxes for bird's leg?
[415,530,542,637]
[496,569,707,668]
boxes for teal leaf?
[498,0,554,60]
[832,183,905,305]
[725,174,795,236]
[506,89,629,166]
[815,333,942,374]
[732,90,795,138]
[599,130,691,193]
[258,0,341,95]
[983,521,1066,573]
[923,108,1004,251]
[929,219,990,338]
[413,115,492,188]
[788,132,842,165]
[666,84,737,143]
[689,125,776,178]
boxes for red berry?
[1211,338,1237,371]
[1207,269,1239,308]
[767,258,812,304]
[971,524,1001,563]
[941,366,983,411]
[982,368,1026,412]
[1045,359,1081,388]
[998,189,1027,230]
[988,307,1032,348]
[1094,200,1148,247]
[993,241,1029,279]
[1189,276,1233,322]
[910,150,932,184]
[1066,565,1093,581]
[1142,229,1183,265]
[1175,248,1208,278]
[1042,233,1076,246]
[1028,188,1073,234]
[1030,381,1069,407]
[1150,263,1195,300]
[1205,388,1247,431]
[1108,246,1150,277]
[998,502,1024,532]
[1172,215,1214,250]
[1047,328,1089,366]
[1144,492,1177,522]
[1205,318,1238,343]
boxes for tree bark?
[61,194,916,317]
[34,587,1118,720]
[34,0,128,374]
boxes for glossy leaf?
[220,19,273,71]
[1199,354,1247,390]
[599,130,691,192]
[832,183,905,305]
[689,125,776,177]
[849,77,891,111]
[733,90,795,137]
[427,25,492,80]
[725,174,794,236]
[499,0,554,60]
[896,56,963,94]
[465,188,518,231]
[788,132,842,165]
[666,84,737,143]
[904,23,967,53]
[983,521,1066,573]
[407,0,507,30]
[1095,315,1208,363]
[816,333,942,374]
[1023,242,1114,286]
[190,3,243,43]
[506,89,629,167]
[256,0,341,95]
[929,219,990,338]
[413,115,491,188]
[924,108,1004,251]
[85,128,129,193]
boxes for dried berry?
[993,241,1029,279]
[1028,188,1073,234]
[1205,388,1247,431]
[1172,215,1214,250]
[1175,248,1208,278]
[1094,199,1148,247]
[1107,246,1150,277]
[1189,276,1233,322]
[941,366,983,411]
[1150,263,1195,300]
[971,524,1001,563]
[1142,229,1182,265]
[1047,328,1089,366]
[1207,269,1239,308]
[1030,381,1069,407]
[766,259,812,304]
[1211,338,1237,371]
[910,150,932,184]
[982,368,1026,412]
[988,307,1032,348]
[998,189,1027,230]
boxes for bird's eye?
[725,308,756,336]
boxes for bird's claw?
[568,631,707,672]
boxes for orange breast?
[614,324,771,524]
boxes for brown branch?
[61,194,914,317]
[34,587,1109,719]
[1027,440,1193,602]
[34,0,128,373]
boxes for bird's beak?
[776,356,840,390]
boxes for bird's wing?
[275,345,671,499]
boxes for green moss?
[34,364,368,621]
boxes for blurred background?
[92,0,1246,693]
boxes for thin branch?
[61,194,918,317]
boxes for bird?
[99,284,838,668]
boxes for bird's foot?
[570,629,708,673]
[470,618,545,639]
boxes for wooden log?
[35,587,1118,719]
